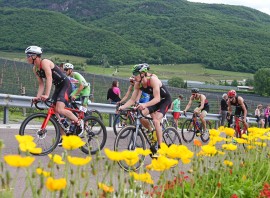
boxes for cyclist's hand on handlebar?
[41,94,49,101]
[136,103,146,110]
[183,110,187,117]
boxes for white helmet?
[63,63,74,69]
[25,46,43,55]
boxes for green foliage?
[231,79,238,86]
[168,77,185,88]
[245,78,254,86]
[254,68,270,96]
[0,1,270,72]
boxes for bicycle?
[181,112,211,143]
[229,115,248,148]
[114,107,182,171]
[19,99,107,156]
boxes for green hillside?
[1,0,270,72]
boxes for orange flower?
[194,139,202,147]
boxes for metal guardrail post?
[3,107,9,124]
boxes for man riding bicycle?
[227,90,248,130]
[118,63,172,155]
[183,88,210,134]
[63,63,91,108]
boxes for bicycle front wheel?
[163,127,182,146]
[86,109,103,121]
[181,119,196,143]
[200,121,212,143]
[114,126,146,171]
[19,113,60,156]
[80,116,107,155]
[113,114,134,136]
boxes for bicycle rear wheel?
[114,126,146,171]
[163,127,182,146]
[80,116,107,155]
[113,114,134,136]
[181,119,196,143]
[200,121,212,143]
[19,113,60,156]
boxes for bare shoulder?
[42,59,54,68]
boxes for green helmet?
[131,63,150,75]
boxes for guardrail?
[0,93,257,127]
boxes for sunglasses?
[228,97,234,99]
[64,68,69,71]
[26,54,34,58]
[192,93,196,95]
[132,72,140,76]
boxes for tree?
[245,78,254,86]
[168,77,185,88]
[254,68,270,96]
[231,79,238,87]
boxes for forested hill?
[1,0,270,73]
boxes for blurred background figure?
[255,104,265,128]
[220,93,228,126]
[171,94,183,129]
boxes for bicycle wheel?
[113,114,134,136]
[80,116,107,155]
[114,126,146,171]
[86,109,103,121]
[200,121,212,143]
[181,119,196,143]
[235,122,248,149]
[163,127,182,146]
[19,113,60,156]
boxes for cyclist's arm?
[227,100,232,116]
[184,96,193,112]
[198,94,206,111]
[41,60,53,97]
[143,76,161,108]
[119,85,133,103]
[33,66,44,98]
[71,73,85,97]
[238,97,247,119]
[119,82,140,109]
[135,89,142,103]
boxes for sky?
[187,0,270,15]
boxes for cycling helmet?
[228,90,236,97]
[132,63,150,75]
[25,46,43,55]
[63,63,74,70]
[191,88,199,93]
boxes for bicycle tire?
[235,122,248,149]
[163,127,182,146]
[113,114,134,136]
[114,126,146,171]
[19,113,60,156]
[80,116,107,155]
[200,121,212,143]
[181,119,196,143]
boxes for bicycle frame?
[234,116,247,138]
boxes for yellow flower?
[224,160,233,167]
[98,183,114,193]
[135,148,152,156]
[201,145,217,156]
[48,154,65,165]
[254,142,266,147]
[104,148,124,161]
[46,177,67,191]
[247,145,256,150]
[122,150,139,166]
[15,135,34,143]
[129,172,154,184]
[67,156,92,166]
[19,141,42,154]
[146,156,178,171]
[222,143,237,151]
[223,128,235,137]
[4,155,35,168]
[242,175,247,181]
[209,129,220,137]
[234,138,247,144]
[62,135,85,150]
[218,151,225,155]
[36,168,51,177]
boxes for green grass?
[0,51,253,83]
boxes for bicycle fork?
[128,120,140,150]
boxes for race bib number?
[79,106,88,113]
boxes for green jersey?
[172,98,181,112]
[71,72,90,97]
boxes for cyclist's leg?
[200,110,207,131]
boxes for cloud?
[187,0,270,15]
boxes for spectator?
[264,104,270,128]
[107,80,121,104]
[171,95,183,129]
[220,93,228,126]
[255,104,265,128]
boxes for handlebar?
[118,107,152,120]
[31,98,54,110]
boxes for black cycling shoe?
[150,142,160,158]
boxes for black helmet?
[191,88,199,93]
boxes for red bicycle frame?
[234,116,247,138]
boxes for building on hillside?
[237,86,254,91]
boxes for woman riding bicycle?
[183,88,210,133]
[118,63,172,155]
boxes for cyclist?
[118,63,172,155]
[59,63,78,92]
[183,88,209,134]
[119,76,150,104]
[25,46,83,138]
[227,89,248,130]
[63,63,91,108]
[170,94,183,129]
